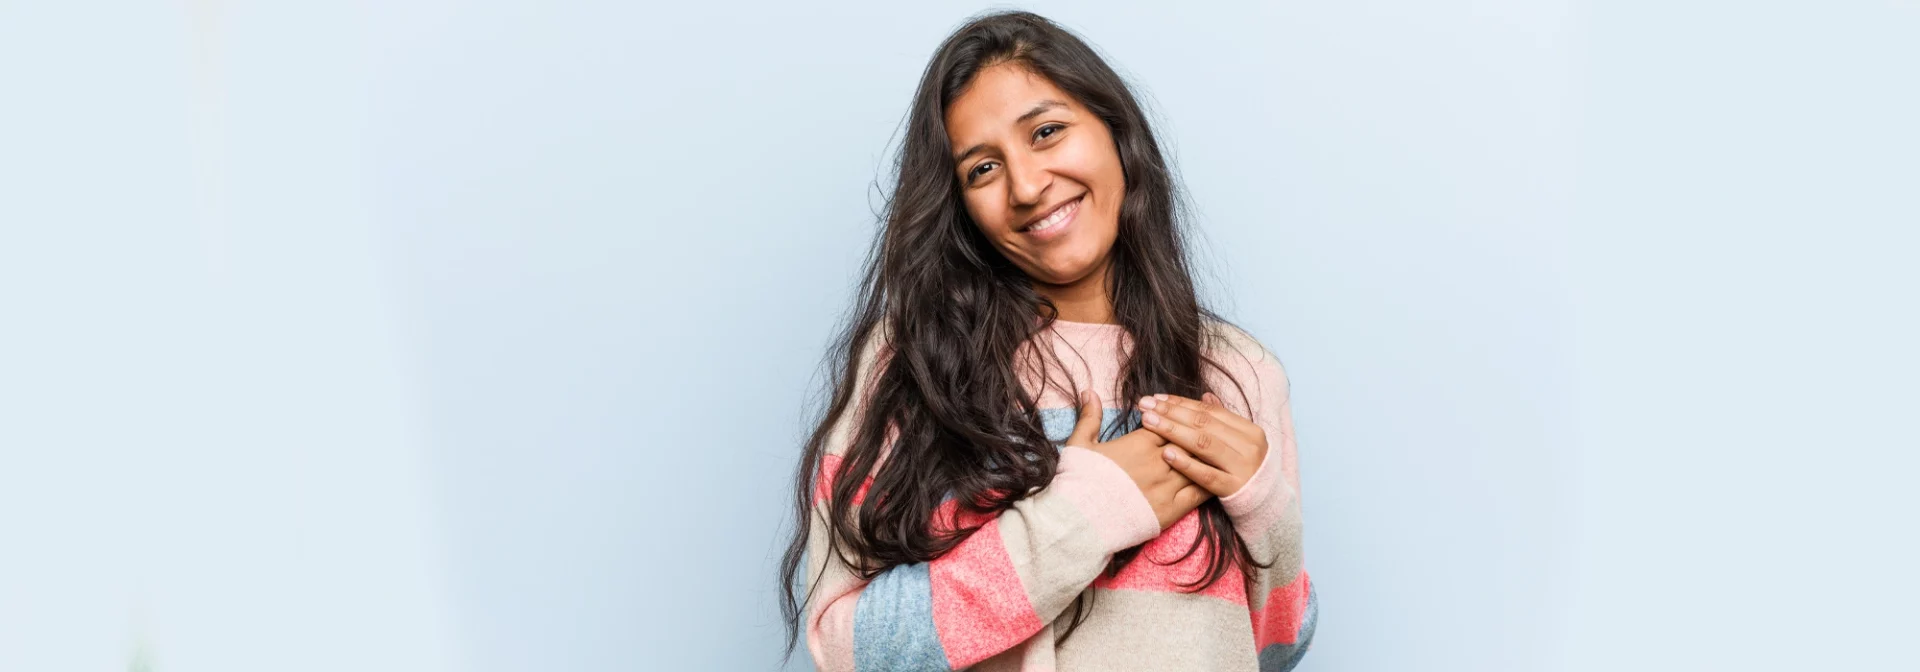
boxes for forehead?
[946,63,1074,145]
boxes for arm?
[799,333,1162,672]
[1215,342,1318,671]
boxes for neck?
[1034,255,1117,324]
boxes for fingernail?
[1163,447,1180,461]
[1154,393,1168,401]
[1143,411,1160,426]
[1139,397,1157,410]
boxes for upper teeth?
[1026,198,1078,233]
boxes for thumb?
[1065,390,1104,447]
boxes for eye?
[1034,123,1065,141]
[966,160,996,184]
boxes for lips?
[1018,195,1083,236]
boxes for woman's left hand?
[1138,392,1269,498]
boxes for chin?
[1028,251,1103,285]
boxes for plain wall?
[1,1,1911,671]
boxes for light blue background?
[2,1,1912,671]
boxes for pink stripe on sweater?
[1252,570,1313,648]
[928,501,1046,668]
[814,454,873,508]
[1090,507,1249,606]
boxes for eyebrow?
[953,99,1069,163]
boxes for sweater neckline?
[1048,318,1125,331]
[1039,317,1130,349]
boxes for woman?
[777,10,1316,671]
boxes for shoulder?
[1203,318,1284,376]
[1201,318,1291,413]
[829,321,896,454]
[854,321,894,374]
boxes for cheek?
[1058,138,1108,179]
[1063,135,1125,213]
[964,192,1013,236]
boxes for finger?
[1202,391,1230,412]
[1200,392,1261,435]
[1182,393,1259,435]
[1162,445,1241,498]
[1065,390,1104,447]
[1148,394,1259,440]
[1141,402,1236,467]
[1140,410,1216,464]
[1173,482,1213,512]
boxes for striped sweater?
[800,318,1317,671]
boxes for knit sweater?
[799,317,1317,671]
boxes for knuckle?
[1190,409,1212,429]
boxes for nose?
[1007,153,1051,210]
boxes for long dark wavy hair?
[777,9,1267,659]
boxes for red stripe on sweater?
[929,501,1045,668]
[814,454,873,508]
[1091,508,1249,606]
[1252,570,1312,648]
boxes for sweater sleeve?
[1213,334,1318,671]
[799,331,1164,672]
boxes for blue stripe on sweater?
[1037,406,1137,445]
[853,560,949,671]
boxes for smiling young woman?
[778,10,1317,672]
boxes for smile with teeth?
[1020,196,1082,234]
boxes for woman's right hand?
[1066,390,1213,530]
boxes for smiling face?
[946,62,1126,292]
